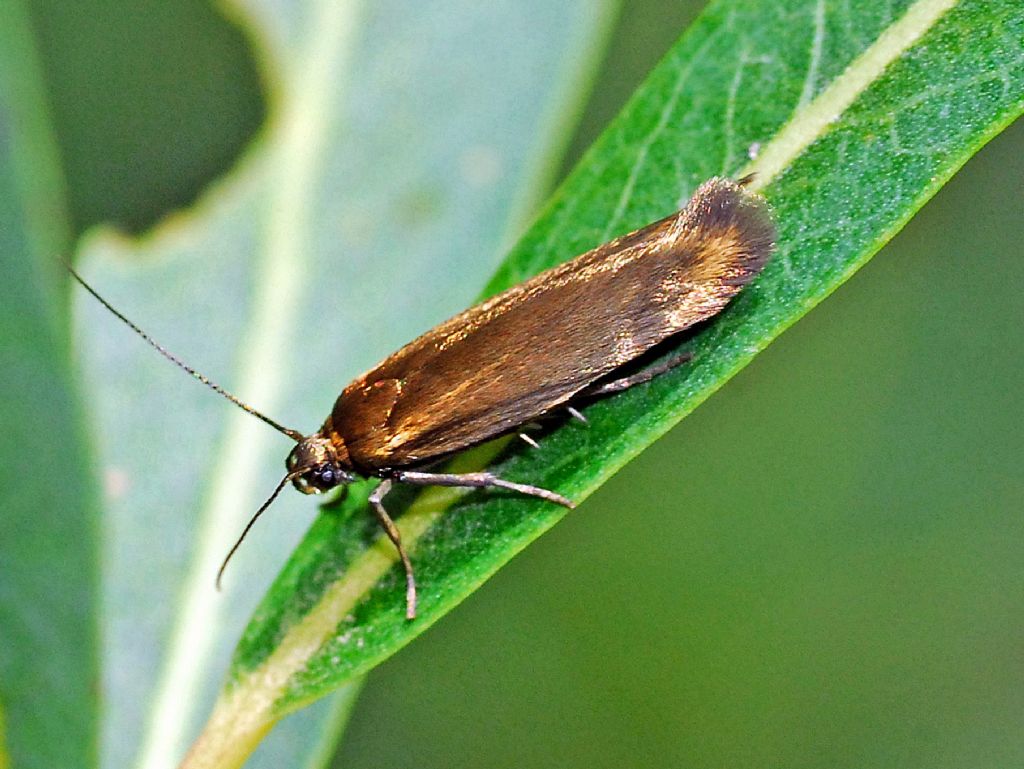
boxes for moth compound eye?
[304,464,347,491]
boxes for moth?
[71,176,775,619]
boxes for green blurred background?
[24,0,1024,767]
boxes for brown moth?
[71,176,775,619]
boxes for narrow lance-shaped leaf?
[74,1,615,768]
[181,0,1023,765]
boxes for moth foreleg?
[396,470,574,509]
[368,478,418,620]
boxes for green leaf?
[73,1,614,768]
[178,0,1023,764]
[0,1,97,768]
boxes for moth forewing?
[329,176,775,472]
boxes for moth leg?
[566,406,588,424]
[368,478,418,620]
[579,351,693,397]
[518,432,540,449]
[396,470,575,509]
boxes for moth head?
[286,434,355,494]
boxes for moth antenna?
[216,472,297,589]
[66,261,303,442]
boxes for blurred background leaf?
[1,1,1021,769]
[63,1,616,768]
[0,3,97,768]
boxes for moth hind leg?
[578,350,693,398]
[375,470,573,619]
[396,470,574,509]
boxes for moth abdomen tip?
[678,177,776,286]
